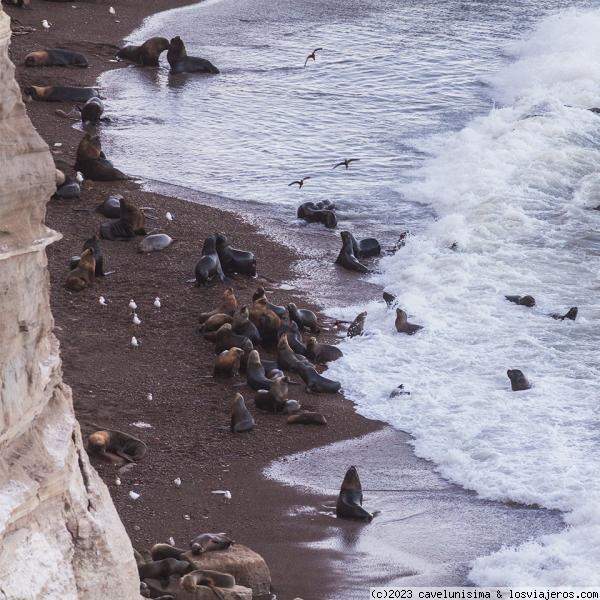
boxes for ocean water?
[101,0,600,586]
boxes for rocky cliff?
[0,6,140,599]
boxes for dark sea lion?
[297,201,337,229]
[201,314,234,340]
[297,363,341,394]
[215,233,257,276]
[25,48,88,67]
[195,235,225,285]
[138,558,191,583]
[232,307,261,345]
[65,247,95,291]
[287,411,327,426]
[117,37,169,66]
[335,230,368,273]
[55,177,80,199]
[389,384,410,397]
[100,198,146,240]
[347,311,367,338]
[181,570,236,594]
[75,133,128,181]
[383,291,396,307]
[288,302,319,333]
[214,323,253,355]
[167,36,219,74]
[262,359,280,378]
[230,393,255,433]
[254,375,289,412]
[336,466,373,522]
[190,533,234,555]
[150,544,187,561]
[395,309,423,335]
[198,288,238,323]
[24,85,98,102]
[277,333,312,373]
[505,295,536,307]
[306,337,343,364]
[551,307,578,321]
[348,231,381,258]
[252,286,287,318]
[246,350,275,391]
[507,369,531,391]
[4,0,30,8]
[214,347,245,378]
[315,199,336,210]
[80,96,104,126]
[138,233,175,253]
[87,429,147,463]
[96,195,123,218]
[82,235,104,276]
[278,321,307,355]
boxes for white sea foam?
[327,8,600,585]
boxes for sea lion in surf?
[117,37,169,66]
[297,201,337,229]
[232,307,261,345]
[100,198,146,240]
[75,133,128,181]
[395,309,423,335]
[335,231,368,273]
[194,235,225,285]
[138,233,175,253]
[287,411,327,426]
[214,347,245,378]
[507,369,531,391]
[347,311,367,338]
[278,321,307,355]
[347,230,381,258]
[252,286,287,318]
[230,393,255,433]
[336,465,373,522]
[505,295,536,308]
[551,307,578,321]
[190,532,234,555]
[180,570,236,594]
[215,233,257,276]
[65,247,95,291]
[80,97,104,126]
[96,195,123,218]
[150,544,187,562]
[297,363,341,394]
[288,302,319,333]
[254,375,289,412]
[198,288,238,323]
[87,429,147,463]
[306,337,343,364]
[167,36,219,74]
[383,291,396,307]
[25,48,88,67]
[24,85,98,102]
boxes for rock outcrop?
[0,6,140,599]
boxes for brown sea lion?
[167,36,219,74]
[347,311,367,338]
[249,298,282,345]
[24,85,98,102]
[65,247,95,291]
[336,466,373,522]
[214,324,253,355]
[195,235,225,285]
[306,337,343,363]
[180,570,236,594]
[246,350,276,391]
[198,288,238,323]
[297,201,337,228]
[277,333,312,374]
[189,532,234,555]
[505,295,536,307]
[252,286,287,318]
[83,235,104,276]
[551,307,578,321]
[87,429,147,463]
[201,313,234,340]
[395,309,423,335]
[116,37,169,66]
[25,48,88,67]
[507,369,531,391]
[75,133,128,181]
[254,375,289,412]
[230,393,255,433]
[150,544,187,561]
[232,307,261,345]
[287,411,327,425]
[214,347,245,378]
[288,302,319,333]
[335,230,368,273]
[215,233,256,276]
[100,198,146,240]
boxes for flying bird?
[288,176,311,189]
[304,47,323,67]
[333,158,360,170]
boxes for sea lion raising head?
[336,465,373,522]
[189,532,234,555]
[394,309,423,335]
[507,369,531,391]
[230,393,255,433]
[117,37,169,66]
[167,36,219,75]
[347,311,367,338]
[65,247,95,291]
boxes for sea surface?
[101,0,600,586]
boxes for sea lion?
[150,544,187,561]
[383,291,396,307]
[278,321,307,355]
[297,363,341,394]
[249,298,282,345]
[214,347,245,378]
[297,201,337,229]
[82,235,104,276]
[167,36,219,74]
[24,85,98,102]
[395,309,423,335]
[96,195,123,218]
[277,333,312,374]
[198,288,238,323]
[138,233,175,253]
[315,199,336,210]
[348,231,381,258]
[336,466,373,522]
[251,287,287,318]
[214,323,253,355]
[389,384,410,397]
[195,235,225,285]
[288,303,319,333]
[55,177,80,199]
[116,37,169,66]
[75,133,128,181]
[25,48,88,67]
[190,532,234,555]
[181,570,236,595]
[201,314,234,340]
[347,311,367,337]
[87,429,147,463]
[246,350,275,391]
[306,337,343,363]
[287,411,327,426]
[505,295,536,308]
[230,393,255,433]
[232,307,261,345]
[507,369,531,391]
[4,0,30,8]
[80,96,104,126]
[138,558,191,583]
[254,375,289,412]
[215,233,257,276]
[551,307,578,321]
[65,247,95,291]
[335,231,368,273]
[100,198,146,240]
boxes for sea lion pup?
[383,291,396,307]
[249,298,282,345]
[288,302,319,333]
[395,309,423,335]
[96,195,123,218]
[306,337,343,364]
[190,532,234,555]
[116,37,169,66]
[348,231,381,258]
[78,235,104,276]
[138,558,191,584]
[335,231,368,273]
[100,198,146,240]
[151,544,187,561]
[232,307,261,345]
[87,429,147,463]
[75,133,128,181]
[214,323,253,354]
[254,375,289,412]
[505,294,536,308]
[25,48,89,67]
[297,363,341,394]
[167,36,220,74]
[181,569,236,595]
[80,97,104,126]
[24,85,98,102]
[246,350,276,391]
[278,321,307,355]
[198,288,238,323]
[138,233,175,253]
[214,347,245,378]
[215,233,257,276]
[336,466,373,522]
[297,201,337,229]
[277,333,312,374]
[252,286,287,318]
[65,247,95,291]
[551,307,578,321]
[195,235,225,286]
[507,369,531,391]
[288,411,327,426]
[230,393,255,433]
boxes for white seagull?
[168,537,176,546]
[147,392,153,401]
[109,6,115,14]
[174,477,182,487]
[42,19,51,30]
[99,295,108,307]
[132,313,141,326]
[166,212,173,223]
[130,336,140,349]
[211,490,232,501]
[128,299,137,312]
[75,171,84,183]
[153,297,161,309]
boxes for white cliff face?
[0,7,140,599]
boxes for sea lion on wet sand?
[395,308,423,335]
[348,231,381,258]
[75,133,128,181]
[232,307,261,345]
[25,48,88,67]
[96,195,123,218]
[198,288,238,323]
[551,307,578,321]
[277,333,312,373]
[100,198,146,240]
[214,347,245,378]
[230,393,255,433]
[254,375,289,412]
[24,85,98,102]
[214,323,253,355]
[190,532,234,555]
[181,570,236,595]
[246,350,276,391]
[117,37,169,66]
[138,558,191,584]
[297,363,341,394]
[297,201,337,229]
[278,321,307,355]
[80,96,104,126]
[306,337,343,364]
[287,411,327,426]
[335,231,368,273]
[151,544,187,561]
[65,247,95,291]
[167,36,219,74]
[215,233,257,276]
[195,235,225,286]
[288,302,319,333]
[505,295,536,308]
[336,466,373,522]
[347,311,367,338]
[87,429,147,463]
[507,369,531,391]
[138,233,175,253]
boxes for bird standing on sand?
[42,19,51,30]
[109,6,115,14]
[130,336,140,348]
[153,297,161,309]
[75,171,84,183]
[288,176,311,189]
[99,295,109,307]
[304,47,323,67]
[166,211,173,223]
[333,158,360,170]
[128,299,137,313]
[132,313,141,326]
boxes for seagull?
[130,336,140,349]
[168,537,176,546]
[75,171,84,183]
[174,477,182,487]
[211,489,232,501]
[153,297,161,309]
[108,6,115,14]
[128,299,137,312]
[128,491,140,500]
[166,212,173,222]
[304,47,323,67]
[333,158,360,170]
[132,313,141,326]
[147,392,153,401]
[42,19,51,30]
[288,176,311,188]
[115,477,121,486]
[99,296,109,307]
